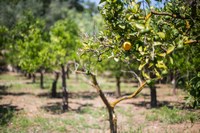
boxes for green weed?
[146,106,200,124]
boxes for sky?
[88,0,164,7]
[89,0,100,5]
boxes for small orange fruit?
[123,41,131,51]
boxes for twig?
[121,70,142,86]
[151,10,197,20]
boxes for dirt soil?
[0,72,200,133]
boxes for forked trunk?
[61,65,68,111]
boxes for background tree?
[49,18,81,111]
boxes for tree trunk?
[24,72,27,77]
[172,71,177,95]
[115,76,121,98]
[51,72,59,98]
[108,108,117,133]
[66,64,70,79]
[61,64,68,111]
[149,84,157,107]
[28,73,32,79]
[32,73,36,83]
[40,70,44,89]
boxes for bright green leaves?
[157,32,166,40]
[156,60,167,69]
[50,18,80,65]
[135,23,145,30]
[166,46,175,54]
[130,1,141,13]
[96,0,187,81]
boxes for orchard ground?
[0,72,200,133]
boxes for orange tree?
[79,0,200,132]
[49,18,81,111]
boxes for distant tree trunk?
[51,72,59,98]
[116,76,121,98]
[149,83,157,107]
[32,73,36,83]
[66,64,70,79]
[172,71,177,95]
[61,64,68,111]
[28,73,32,79]
[40,70,44,89]
[24,72,27,77]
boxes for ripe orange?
[123,42,131,51]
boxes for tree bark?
[32,73,36,83]
[149,84,157,107]
[40,70,44,89]
[61,64,68,111]
[66,64,70,79]
[51,72,59,98]
[89,73,117,133]
[28,73,32,79]
[115,76,121,98]
[108,108,117,133]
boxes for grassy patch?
[0,112,33,133]
[146,106,200,124]
[0,106,15,126]
[78,106,107,118]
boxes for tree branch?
[184,40,200,44]
[110,81,147,108]
[90,73,112,109]
[121,70,142,86]
[76,70,112,109]
[151,10,190,20]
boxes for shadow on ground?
[129,100,187,109]
[0,104,21,126]
[40,101,93,114]
[0,85,9,99]
[37,91,99,100]
[0,84,33,97]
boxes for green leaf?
[169,57,173,64]
[157,32,166,39]
[157,53,166,57]
[145,17,151,29]
[153,42,162,46]
[156,60,167,69]
[131,2,140,13]
[166,46,175,54]
[138,46,143,52]
[119,25,126,29]
[154,68,161,78]
[135,23,145,30]
[139,62,147,70]
[142,71,150,79]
